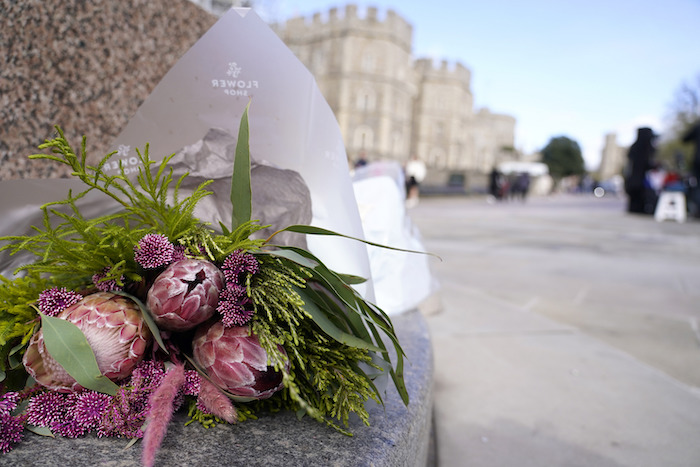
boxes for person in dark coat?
[625,127,656,213]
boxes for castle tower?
[468,108,517,172]
[273,5,415,164]
[412,59,473,169]
[598,132,626,180]
[272,4,517,177]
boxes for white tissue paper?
[352,161,438,314]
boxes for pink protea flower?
[146,259,224,331]
[23,292,152,392]
[36,287,82,317]
[192,322,286,400]
[134,234,175,269]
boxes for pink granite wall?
[0,0,217,180]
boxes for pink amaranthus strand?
[141,363,185,467]
[197,378,237,424]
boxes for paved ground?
[408,193,700,467]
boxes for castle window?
[392,130,403,156]
[354,126,374,150]
[356,89,376,112]
[429,148,446,168]
[311,49,325,73]
[433,121,444,138]
[361,53,376,72]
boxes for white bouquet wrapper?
[108,7,372,298]
[352,161,439,314]
[1,8,373,299]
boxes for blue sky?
[254,0,699,170]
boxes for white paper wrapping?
[352,161,438,314]
[104,8,373,298]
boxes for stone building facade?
[598,133,626,180]
[271,4,516,175]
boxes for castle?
[271,5,516,176]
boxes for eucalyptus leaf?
[123,437,139,450]
[26,425,55,438]
[231,102,252,231]
[40,314,119,395]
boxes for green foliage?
[0,272,48,388]
[0,273,46,350]
[0,127,217,289]
[0,272,48,385]
[0,112,409,439]
[541,136,586,179]
[659,73,700,170]
[249,254,382,433]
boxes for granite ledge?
[3,309,434,467]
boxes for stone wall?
[0,0,216,180]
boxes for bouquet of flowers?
[0,106,408,465]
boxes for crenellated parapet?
[275,4,412,52]
[414,58,471,89]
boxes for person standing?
[624,127,656,214]
[405,155,427,207]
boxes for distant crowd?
[489,169,531,202]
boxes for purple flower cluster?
[25,391,99,438]
[217,250,259,327]
[217,286,254,327]
[182,370,202,396]
[134,234,175,269]
[16,359,202,444]
[221,250,260,283]
[0,391,24,452]
[36,287,82,317]
[0,391,19,416]
[95,360,166,438]
[0,412,24,453]
[97,361,201,439]
[91,267,124,292]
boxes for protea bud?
[192,322,286,400]
[23,292,152,393]
[146,259,225,331]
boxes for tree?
[658,72,700,169]
[540,136,586,179]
